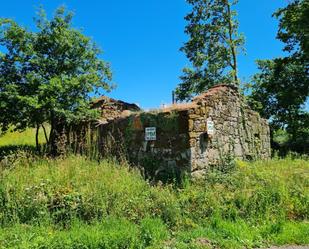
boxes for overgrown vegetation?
[0,147,308,248]
[0,1,308,248]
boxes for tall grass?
[0,128,308,248]
[0,155,308,248]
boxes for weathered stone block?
[188,119,194,131]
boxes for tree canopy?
[175,0,244,101]
[0,7,113,151]
[248,0,309,154]
[274,0,309,65]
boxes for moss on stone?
[140,111,179,133]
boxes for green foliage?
[247,0,309,155]
[272,128,309,156]
[248,58,309,155]
[274,0,309,63]
[248,59,308,124]
[0,7,113,151]
[0,154,308,248]
[248,59,309,153]
[176,0,245,100]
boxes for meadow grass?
[0,155,308,248]
[0,129,308,248]
[0,127,47,147]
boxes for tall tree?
[248,0,309,154]
[249,58,308,132]
[0,7,113,152]
[176,0,244,101]
[274,0,309,65]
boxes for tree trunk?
[48,111,67,157]
[35,124,40,152]
[42,124,49,144]
[226,1,239,86]
[49,111,57,156]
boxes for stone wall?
[54,97,141,157]
[188,85,271,178]
[98,110,191,181]
[97,85,271,180]
[91,96,140,124]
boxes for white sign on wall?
[145,127,156,141]
[207,120,215,135]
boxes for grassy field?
[0,127,48,159]
[0,127,47,147]
[0,129,308,249]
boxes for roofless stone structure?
[97,84,271,180]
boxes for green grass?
[0,127,47,147]
[0,126,49,159]
[0,155,308,248]
[0,129,308,248]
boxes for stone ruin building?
[57,96,141,155]
[96,84,271,180]
[91,96,141,124]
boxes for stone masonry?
[91,96,140,124]
[97,85,271,180]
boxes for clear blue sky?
[1,0,291,109]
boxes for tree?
[175,0,244,101]
[0,7,113,153]
[248,0,309,154]
[249,58,308,131]
[274,0,309,65]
